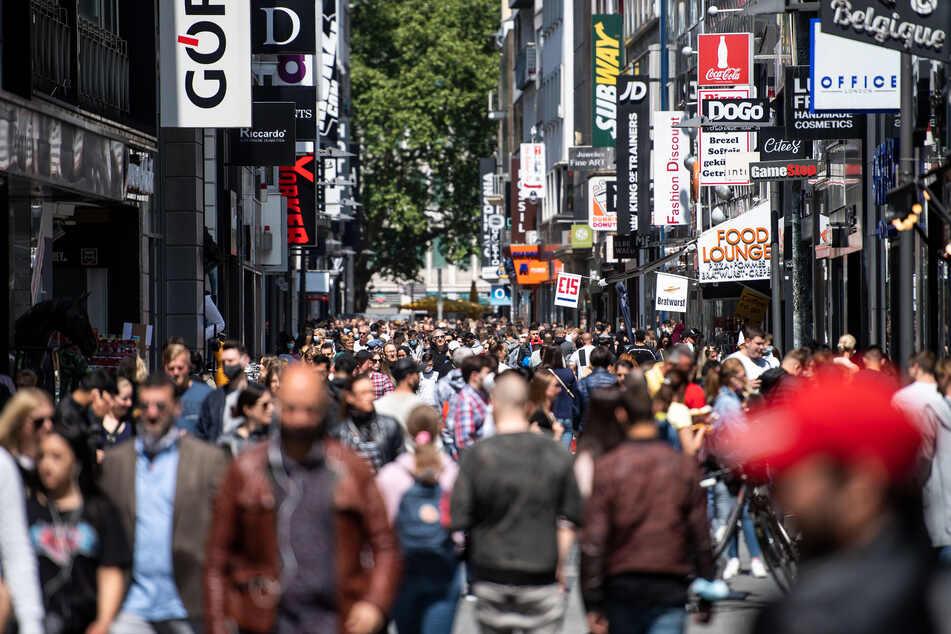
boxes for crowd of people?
[0,315,949,634]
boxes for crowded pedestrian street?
[1,0,951,633]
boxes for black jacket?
[329,412,404,472]
[195,387,228,443]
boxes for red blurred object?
[724,375,922,483]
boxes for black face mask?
[223,363,245,383]
[280,424,324,444]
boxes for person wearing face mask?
[406,330,425,361]
[374,358,426,448]
[445,355,493,460]
[195,340,249,443]
[418,352,440,408]
[331,374,405,472]
[99,373,229,634]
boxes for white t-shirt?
[569,345,595,374]
[726,350,770,381]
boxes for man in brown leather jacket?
[204,364,401,634]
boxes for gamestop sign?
[749,160,819,181]
[160,0,252,127]
[697,33,753,87]
[697,201,771,283]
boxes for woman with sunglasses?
[27,420,129,634]
[0,388,55,495]
[217,383,273,457]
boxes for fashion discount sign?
[697,201,772,283]
[160,0,252,127]
[652,111,690,226]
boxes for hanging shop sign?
[785,66,866,139]
[251,0,316,54]
[570,224,594,249]
[510,157,538,243]
[592,14,623,148]
[227,102,297,166]
[820,0,950,62]
[655,272,689,313]
[616,76,650,235]
[652,111,690,226]
[253,85,317,140]
[698,89,755,186]
[569,146,615,172]
[280,153,317,246]
[755,127,808,160]
[587,176,618,232]
[749,159,820,180]
[735,286,770,324]
[697,33,753,87]
[612,234,638,259]
[697,200,771,283]
[554,273,583,309]
[810,20,901,111]
[159,0,252,127]
[126,150,155,201]
[480,158,504,281]
[318,0,340,145]
[701,98,773,128]
[489,285,512,306]
[519,143,546,200]
[511,245,563,286]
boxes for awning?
[602,240,697,284]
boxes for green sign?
[591,14,622,148]
[571,224,594,249]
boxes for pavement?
[450,571,778,634]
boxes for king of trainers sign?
[820,0,949,62]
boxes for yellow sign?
[734,286,770,324]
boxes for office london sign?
[821,0,949,61]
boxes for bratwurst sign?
[697,201,771,283]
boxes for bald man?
[450,372,583,634]
[205,365,401,634]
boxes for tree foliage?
[350,0,499,311]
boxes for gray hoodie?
[0,449,44,634]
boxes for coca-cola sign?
[697,33,753,87]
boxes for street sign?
[616,76,650,235]
[569,146,615,172]
[820,0,950,62]
[698,88,754,186]
[755,127,808,161]
[253,85,317,140]
[701,98,773,129]
[554,273,582,309]
[652,111,690,225]
[784,66,866,139]
[592,14,622,147]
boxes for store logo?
[179,16,229,109]
[704,99,768,123]
[592,15,622,146]
[252,1,316,54]
[260,7,301,46]
[239,128,287,140]
[749,160,819,180]
[697,33,752,86]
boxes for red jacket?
[204,439,401,634]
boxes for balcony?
[515,43,537,90]
[30,0,130,118]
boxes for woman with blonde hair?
[376,405,461,634]
[0,388,55,492]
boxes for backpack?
[395,479,456,574]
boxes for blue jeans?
[727,502,763,560]
[558,419,573,449]
[605,604,686,634]
[392,564,462,634]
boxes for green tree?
[350,0,499,311]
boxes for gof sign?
[554,273,583,309]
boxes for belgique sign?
[820,0,950,62]
[749,159,819,181]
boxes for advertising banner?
[592,14,622,148]
[785,66,866,139]
[480,158,503,281]
[253,85,317,140]
[570,224,594,249]
[616,76,650,235]
[511,245,563,285]
[251,0,316,54]
[280,153,317,246]
[697,33,753,87]
[652,111,690,226]
[810,20,900,111]
[755,126,808,160]
[510,157,539,244]
[702,98,772,128]
[588,176,618,232]
[159,0,252,127]
[554,273,583,309]
[749,159,819,181]
[698,88,754,186]
[655,272,689,313]
[697,201,772,283]
[569,146,615,172]
[228,102,297,166]
[820,0,950,62]
[519,143,546,200]
[318,0,340,145]
[613,234,638,260]
[489,286,512,306]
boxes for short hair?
[491,372,529,414]
[163,343,190,368]
[85,369,118,396]
[312,355,331,370]
[334,353,357,376]
[221,339,247,356]
[451,346,475,367]
[784,348,810,365]
[837,334,857,353]
[461,355,485,383]
[910,351,937,376]
[634,329,647,341]
[744,326,766,341]
[863,345,884,362]
[616,359,635,371]
[589,346,614,369]
[139,372,178,400]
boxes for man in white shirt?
[374,357,426,448]
[568,332,595,378]
[726,327,770,390]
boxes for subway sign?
[591,14,622,148]
[749,160,819,181]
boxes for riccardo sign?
[820,0,949,61]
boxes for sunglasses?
[139,400,170,412]
[31,414,53,430]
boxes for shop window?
[79,0,118,32]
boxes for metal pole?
[437,267,444,322]
[298,249,307,332]
[897,52,915,369]
[791,188,803,348]
[769,180,783,352]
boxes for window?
[79,0,118,32]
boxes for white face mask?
[482,372,496,393]
[566,333,576,343]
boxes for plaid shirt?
[370,371,395,400]
[447,384,488,459]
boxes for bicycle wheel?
[752,508,796,593]
[712,484,747,560]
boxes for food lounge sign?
[697,201,771,283]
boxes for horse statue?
[13,294,98,400]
